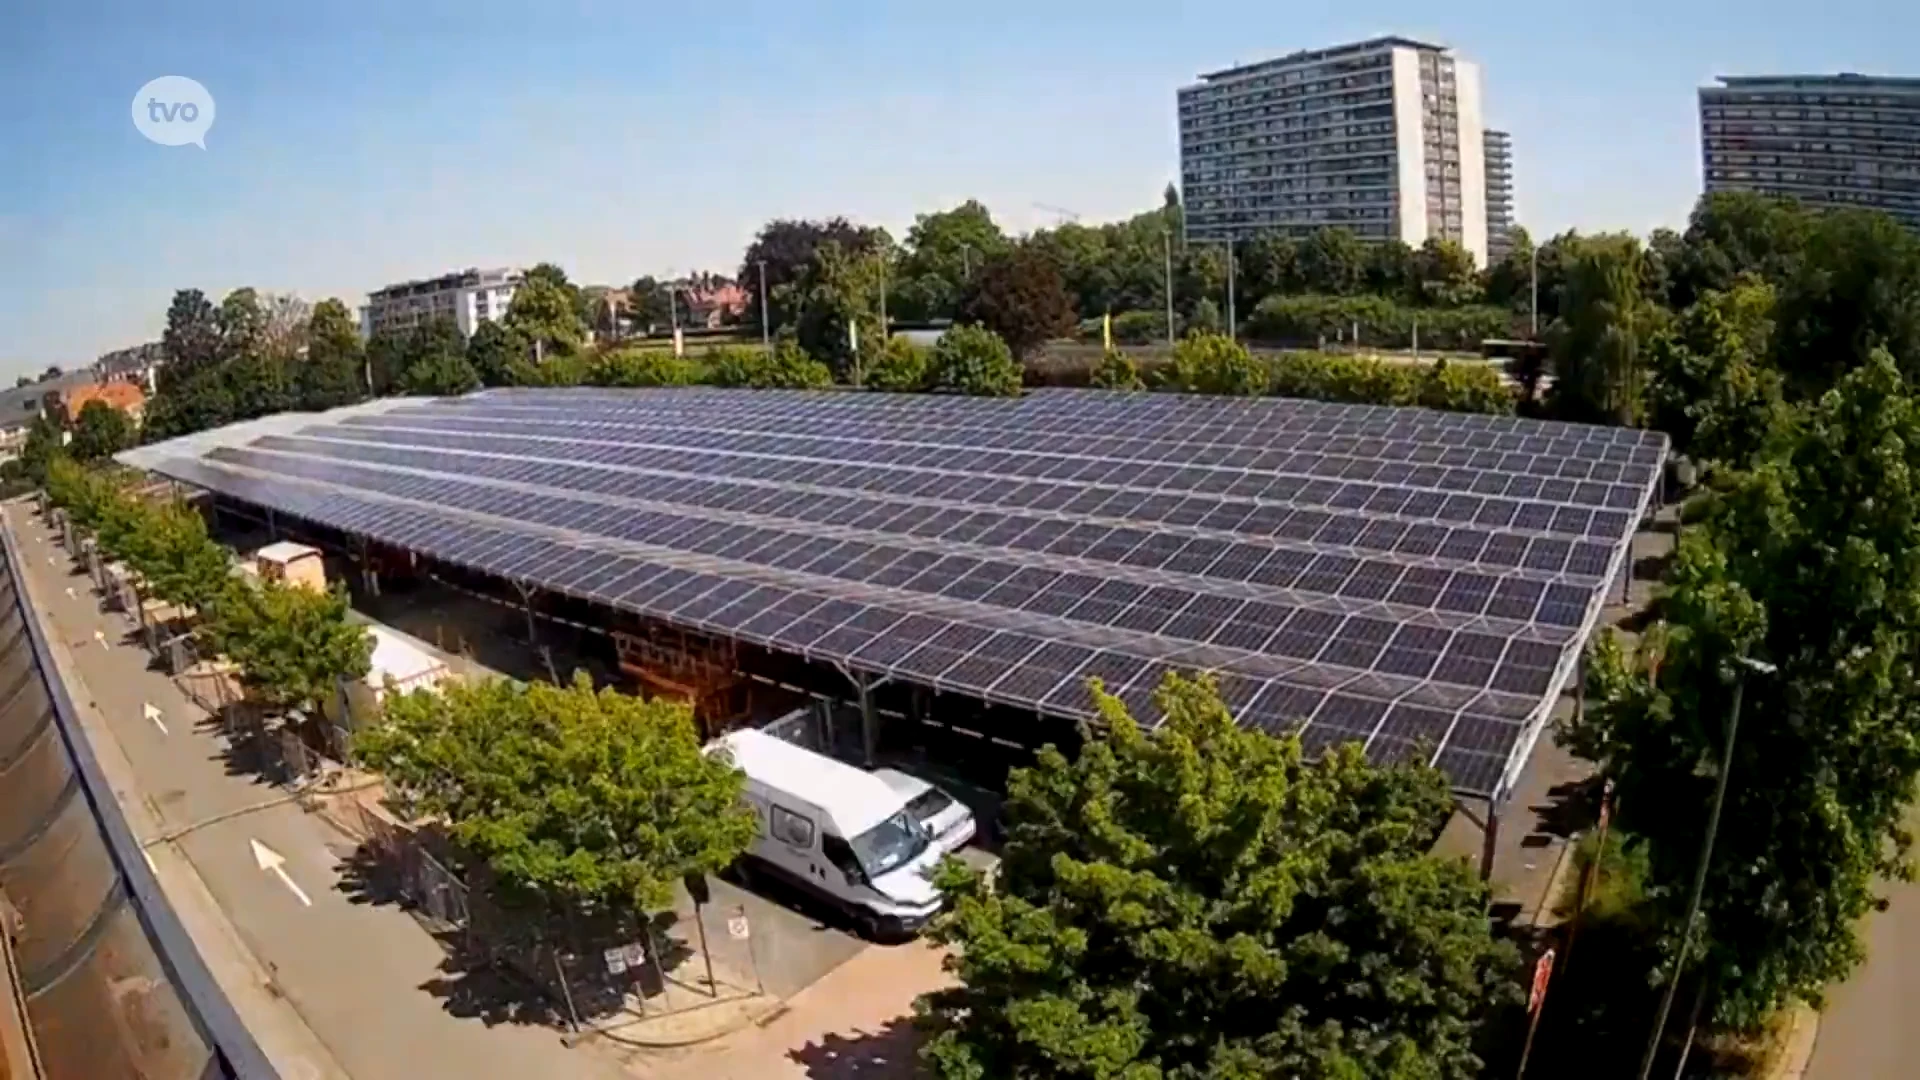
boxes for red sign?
[1528,949,1557,1015]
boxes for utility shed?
[254,540,326,592]
[325,623,451,730]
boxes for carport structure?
[122,386,1665,872]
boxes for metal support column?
[513,580,538,646]
[1480,796,1502,882]
[857,674,879,767]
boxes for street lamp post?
[1530,244,1541,338]
[960,243,973,281]
[1634,654,1776,1080]
[756,259,770,349]
[1224,237,1237,343]
[1162,228,1176,349]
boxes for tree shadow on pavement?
[418,932,573,1030]
[785,1015,927,1079]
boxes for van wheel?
[855,910,884,941]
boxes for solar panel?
[127,387,1665,801]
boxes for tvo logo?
[131,76,216,148]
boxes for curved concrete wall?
[0,517,274,1079]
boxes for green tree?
[462,319,529,387]
[785,241,886,378]
[202,578,372,714]
[17,415,63,486]
[1413,238,1482,306]
[1646,277,1789,465]
[354,674,758,913]
[1671,191,1810,310]
[925,325,1022,397]
[298,298,368,410]
[1240,231,1301,306]
[402,350,482,396]
[1545,233,1659,425]
[959,247,1076,361]
[1296,227,1368,295]
[68,400,133,462]
[894,200,1011,321]
[1567,351,1920,1030]
[1364,238,1419,302]
[1482,226,1536,312]
[1166,332,1268,395]
[919,673,1518,1080]
[1770,208,1920,395]
[132,501,231,613]
[147,288,234,440]
[625,276,673,333]
[505,276,587,356]
[740,218,890,335]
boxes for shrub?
[1089,349,1145,391]
[1247,293,1513,351]
[1166,333,1268,395]
[706,342,833,389]
[586,349,699,387]
[865,336,932,392]
[926,325,1023,397]
[1264,352,1515,415]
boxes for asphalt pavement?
[1804,852,1920,1077]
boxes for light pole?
[1162,228,1176,349]
[756,259,770,349]
[1530,244,1541,338]
[960,243,973,281]
[1224,237,1237,343]
[1635,654,1776,1080]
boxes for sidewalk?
[641,942,952,1080]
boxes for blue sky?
[0,0,1907,373]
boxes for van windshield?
[849,810,930,878]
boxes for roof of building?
[1711,73,1920,91]
[1194,36,1451,84]
[0,371,94,430]
[120,387,1666,802]
[710,728,904,837]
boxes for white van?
[708,729,944,939]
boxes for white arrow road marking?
[143,702,168,735]
[47,556,57,565]
[93,630,107,648]
[64,586,75,598]
[250,839,311,907]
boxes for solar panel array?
[137,387,1665,798]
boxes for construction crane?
[1032,202,1082,225]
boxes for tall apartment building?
[1699,74,1920,230]
[359,267,522,339]
[1484,129,1515,261]
[1178,36,1490,265]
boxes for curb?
[576,994,785,1050]
[1767,1004,1820,1080]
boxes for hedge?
[1266,352,1515,415]
[1247,294,1513,351]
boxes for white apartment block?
[1484,128,1516,261]
[1178,36,1490,266]
[1700,74,1920,231]
[359,267,522,339]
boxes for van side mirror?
[843,867,863,887]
